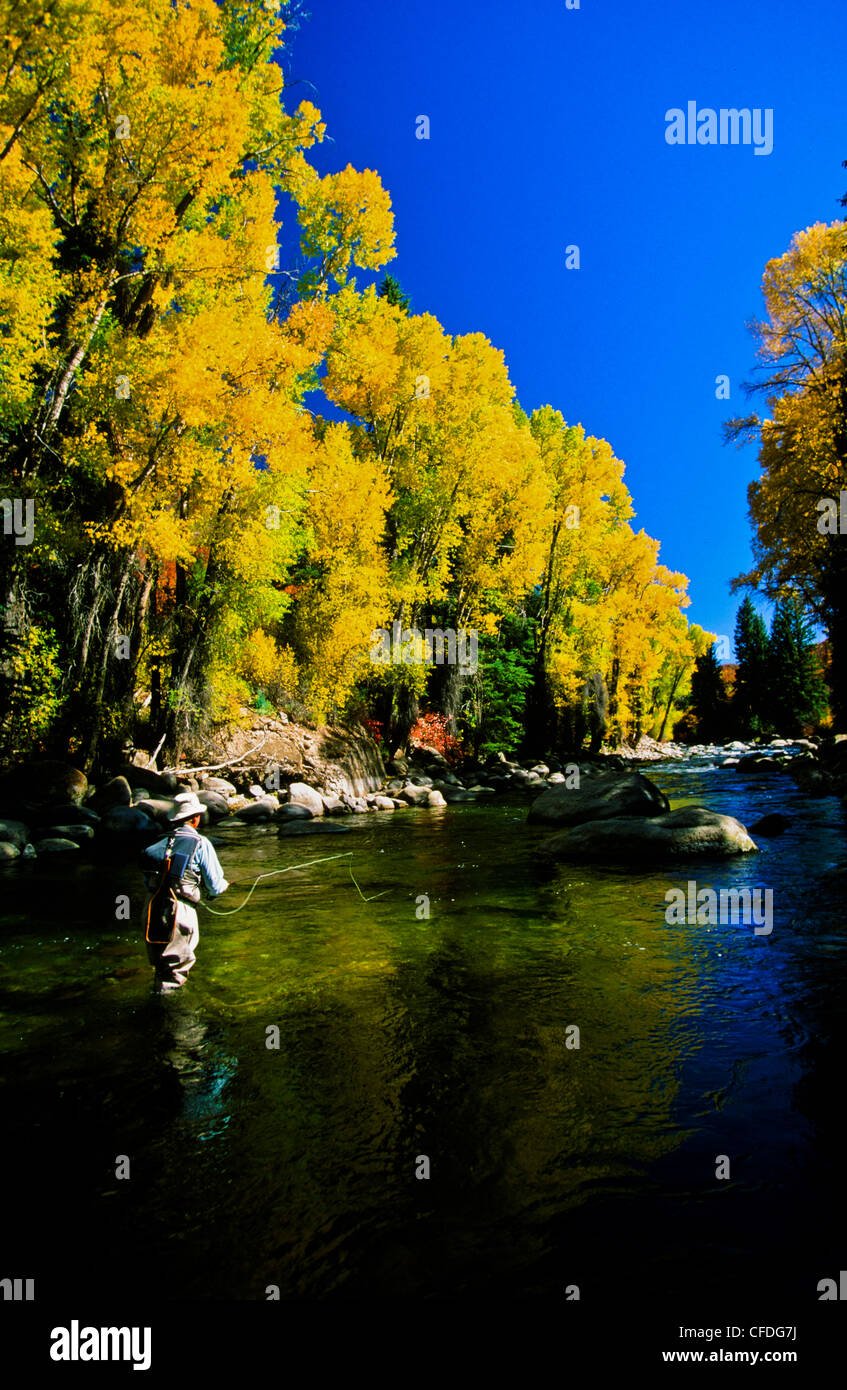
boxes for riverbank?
[1,713,845,867]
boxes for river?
[1,757,845,1304]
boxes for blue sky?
[281,0,847,656]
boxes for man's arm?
[196,837,229,897]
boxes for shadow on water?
[1,762,846,1302]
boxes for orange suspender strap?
[144,833,178,944]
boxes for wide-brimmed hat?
[168,792,205,824]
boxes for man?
[140,792,229,993]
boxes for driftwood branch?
[164,735,269,777]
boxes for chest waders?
[144,829,202,945]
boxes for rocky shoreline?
[1,715,845,868]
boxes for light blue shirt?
[142,826,229,898]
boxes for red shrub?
[409,712,463,764]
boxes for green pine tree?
[767,593,829,735]
[689,643,731,744]
[460,614,535,757]
[733,596,770,737]
[377,274,411,313]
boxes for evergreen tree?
[460,614,535,757]
[377,273,411,313]
[767,593,829,734]
[689,643,731,743]
[733,597,770,737]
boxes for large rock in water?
[539,806,758,863]
[100,805,159,835]
[0,818,30,849]
[527,771,669,827]
[0,760,87,814]
[88,776,133,812]
[117,763,177,797]
[287,782,324,817]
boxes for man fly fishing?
[140,792,230,994]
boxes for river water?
[1,758,845,1305]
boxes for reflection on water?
[0,759,845,1302]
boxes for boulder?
[196,790,230,821]
[33,803,100,828]
[0,818,30,849]
[789,765,835,797]
[372,795,396,811]
[321,793,349,816]
[117,764,177,797]
[400,783,433,806]
[235,796,280,823]
[749,813,791,836]
[134,797,178,825]
[539,807,758,863]
[42,824,95,844]
[34,837,81,854]
[0,840,21,862]
[276,802,313,822]
[734,754,783,774]
[88,776,133,812]
[201,776,238,796]
[527,771,669,827]
[100,806,159,835]
[0,760,87,814]
[288,782,324,817]
[426,788,447,808]
[441,788,478,803]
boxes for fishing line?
[197,851,388,916]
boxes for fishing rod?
[197,851,388,915]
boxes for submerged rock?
[276,802,313,821]
[33,837,81,854]
[527,771,669,827]
[277,820,350,836]
[539,806,757,862]
[749,813,791,836]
